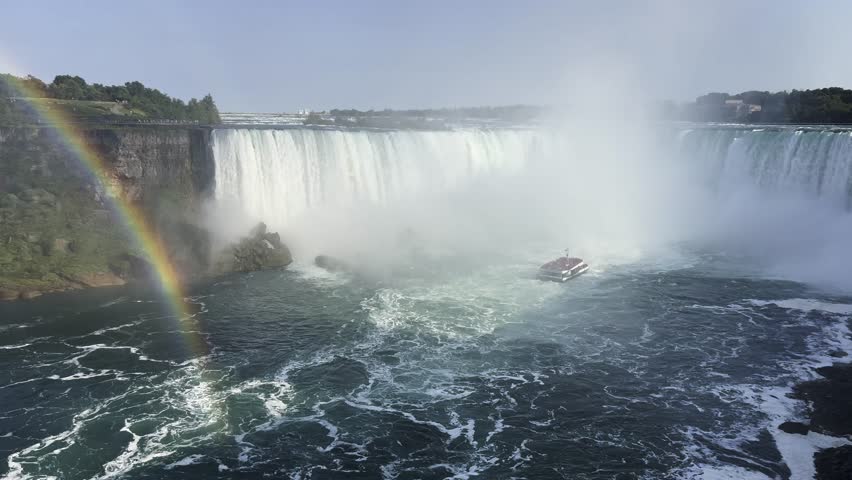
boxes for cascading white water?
[679,127,852,208]
[676,127,852,289]
[211,128,544,230]
[213,127,852,226]
[209,125,852,286]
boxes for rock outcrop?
[791,357,852,480]
[314,255,351,272]
[792,363,852,436]
[213,222,292,274]
[814,445,852,480]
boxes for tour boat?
[538,252,589,282]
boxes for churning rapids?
[2,125,852,479]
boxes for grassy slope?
[0,135,134,293]
[20,97,148,119]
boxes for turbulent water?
[2,124,852,479]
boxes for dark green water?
[1,251,850,479]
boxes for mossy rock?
[41,238,70,257]
[107,253,155,282]
[68,237,96,255]
[0,287,20,301]
[20,188,56,205]
[0,193,19,208]
[108,257,133,278]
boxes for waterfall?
[210,125,852,234]
[211,128,543,230]
[208,124,852,287]
[678,127,852,208]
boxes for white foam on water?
[99,421,173,479]
[749,299,852,316]
[98,297,129,309]
[428,455,500,480]
[86,320,145,337]
[485,417,506,443]
[289,259,349,287]
[4,347,229,479]
[0,318,45,334]
[680,464,775,480]
[164,454,206,470]
[686,297,852,480]
[5,405,103,480]
[775,430,851,480]
[343,399,474,444]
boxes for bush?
[0,73,222,123]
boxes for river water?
[2,248,851,479]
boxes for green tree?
[21,75,48,95]
[199,94,220,123]
[50,75,88,100]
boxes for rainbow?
[3,76,207,356]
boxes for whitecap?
[748,298,852,315]
[164,454,206,470]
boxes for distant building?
[724,99,761,118]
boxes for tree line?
[0,73,221,124]
[677,87,852,124]
[327,105,545,122]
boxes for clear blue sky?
[2,0,851,112]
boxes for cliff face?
[0,126,215,299]
[86,128,213,204]
[0,126,213,204]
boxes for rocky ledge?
[0,221,293,301]
[780,320,852,480]
[212,222,292,274]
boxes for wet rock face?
[778,421,810,435]
[792,363,852,436]
[315,255,350,272]
[213,222,292,274]
[108,253,156,283]
[792,360,852,480]
[814,445,852,480]
[86,128,207,204]
[0,288,19,301]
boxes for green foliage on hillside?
[0,149,133,294]
[0,73,221,124]
[786,88,852,124]
[328,105,544,122]
[684,87,852,124]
